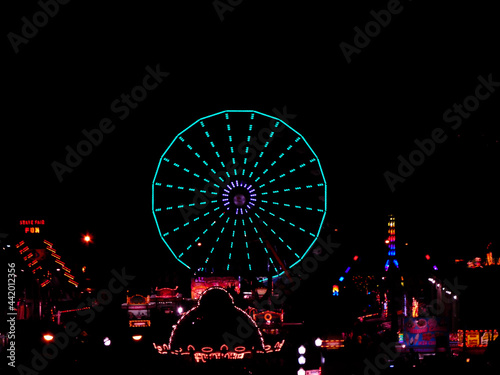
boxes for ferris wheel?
[152,110,327,279]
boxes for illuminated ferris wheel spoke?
[154,182,217,196]
[249,124,278,178]
[157,199,217,212]
[161,157,221,188]
[241,218,253,271]
[253,136,302,183]
[259,199,324,214]
[183,212,224,261]
[200,121,226,170]
[257,157,318,188]
[253,212,299,259]
[200,210,228,268]
[242,116,254,168]
[162,204,222,238]
[226,122,236,164]
[248,215,279,275]
[177,135,217,173]
[260,182,325,196]
[257,206,316,238]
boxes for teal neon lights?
[152,110,327,278]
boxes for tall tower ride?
[384,214,399,272]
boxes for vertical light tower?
[384,214,402,339]
[384,214,399,272]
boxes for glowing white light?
[315,338,322,347]
[298,355,306,365]
[103,337,111,346]
[297,368,306,375]
[177,306,184,314]
[298,345,306,355]
[43,334,54,342]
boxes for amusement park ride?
[135,110,328,362]
[151,110,327,278]
[3,110,498,373]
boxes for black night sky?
[3,1,499,303]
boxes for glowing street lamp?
[43,333,54,342]
[82,233,93,245]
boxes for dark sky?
[2,1,499,285]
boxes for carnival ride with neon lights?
[153,287,285,360]
[152,110,327,279]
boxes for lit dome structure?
[164,287,265,361]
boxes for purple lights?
[221,180,257,215]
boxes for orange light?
[385,240,390,244]
[82,233,93,244]
[43,334,54,342]
[132,335,143,341]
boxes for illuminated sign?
[191,277,240,299]
[155,286,179,298]
[252,310,283,326]
[454,330,499,347]
[129,320,151,327]
[153,340,285,361]
[403,317,448,347]
[466,252,500,267]
[19,219,45,234]
[320,339,344,350]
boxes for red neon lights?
[58,306,90,314]
[40,280,50,288]
[166,287,265,355]
[24,227,40,234]
[19,220,45,226]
